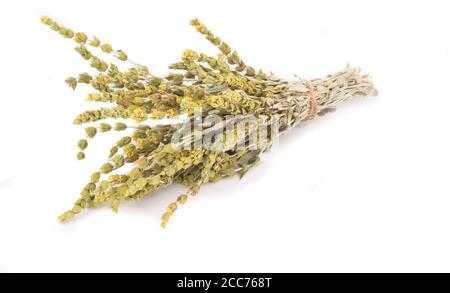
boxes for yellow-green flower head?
[114,122,127,131]
[182,49,199,61]
[115,50,128,61]
[77,151,86,160]
[132,107,148,122]
[65,77,77,90]
[85,126,97,138]
[89,36,101,47]
[117,136,132,147]
[74,32,88,44]
[90,172,101,183]
[109,146,118,158]
[177,194,188,204]
[77,139,88,150]
[101,43,113,53]
[100,163,114,174]
[99,123,112,132]
[40,16,53,26]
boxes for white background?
[0,0,449,273]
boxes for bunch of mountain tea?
[41,16,377,227]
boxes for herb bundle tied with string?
[41,16,377,227]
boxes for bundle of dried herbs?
[41,16,377,227]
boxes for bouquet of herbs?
[41,16,377,227]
